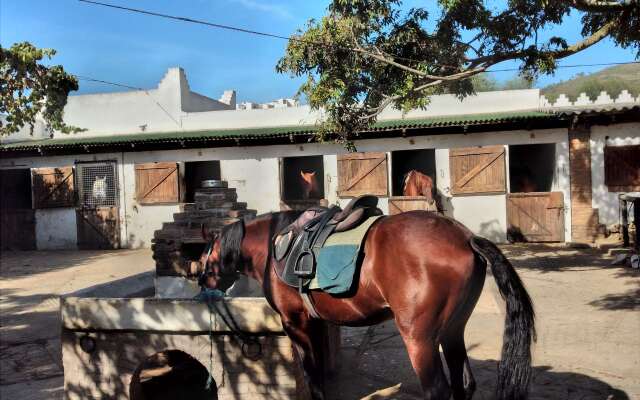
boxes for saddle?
[273,195,382,291]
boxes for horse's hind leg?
[442,254,484,399]
[442,331,476,400]
[397,322,451,400]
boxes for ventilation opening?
[130,350,217,400]
[508,144,556,193]
[282,156,325,201]
[185,161,221,203]
[0,169,32,210]
[391,149,437,196]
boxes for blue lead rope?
[194,288,226,390]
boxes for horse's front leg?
[281,315,326,400]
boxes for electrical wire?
[78,0,640,71]
[75,75,182,128]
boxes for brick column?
[568,125,599,242]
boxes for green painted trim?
[1,111,555,152]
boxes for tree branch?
[354,18,617,122]
[467,18,616,67]
[564,0,637,12]
[359,66,488,120]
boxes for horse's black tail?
[470,236,536,400]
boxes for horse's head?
[300,170,319,199]
[300,170,316,183]
[198,220,245,291]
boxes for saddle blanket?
[309,215,383,294]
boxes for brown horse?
[199,211,535,400]
[403,170,434,201]
[300,170,321,199]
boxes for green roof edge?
[1,111,555,151]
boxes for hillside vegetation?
[541,63,640,103]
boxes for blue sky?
[1,0,637,103]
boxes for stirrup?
[294,249,315,278]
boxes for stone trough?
[60,274,310,400]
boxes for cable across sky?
[78,0,640,73]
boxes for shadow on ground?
[501,244,640,311]
[327,323,631,400]
[0,250,141,279]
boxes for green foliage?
[277,0,639,148]
[0,42,82,136]
[470,74,499,92]
[502,75,536,90]
[542,63,640,102]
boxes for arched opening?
[130,350,217,400]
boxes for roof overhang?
[2,108,636,158]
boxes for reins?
[195,237,264,390]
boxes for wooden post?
[621,198,630,248]
[634,198,639,252]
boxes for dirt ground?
[1,245,638,400]
[0,249,155,400]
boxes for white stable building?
[1,67,638,250]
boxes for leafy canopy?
[0,42,81,136]
[277,0,640,147]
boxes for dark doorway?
[0,169,36,250]
[0,169,32,210]
[391,149,437,196]
[508,144,556,193]
[130,350,217,400]
[282,156,324,201]
[184,161,221,203]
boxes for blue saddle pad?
[311,216,382,294]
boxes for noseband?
[198,241,215,287]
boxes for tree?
[502,75,536,90]
[277,0,640,147]
[0,42,81,136]
[470,74,498,92]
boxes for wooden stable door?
[337,152,388,197]
[507,192,565,242]
[76,208,120,249]
[388,196,438,215]
[0,210,36,250]
[75,161,120,249]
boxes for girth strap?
[300,292,320,319]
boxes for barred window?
[76,162,118,208]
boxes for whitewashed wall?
[35,208,77,249]
[220,158,281,214]
[2,126,574,248]
[590,122,640,227]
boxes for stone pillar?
[568,124,600,242]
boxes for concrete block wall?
[62,331,301,400]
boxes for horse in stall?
[198,210,535,400]
[300,170,321,199]
[402,170,435,201]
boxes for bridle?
[198,240,216,287]
[198,236,241,289]
[196,234,263,361]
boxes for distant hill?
[541,63,640,103]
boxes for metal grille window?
[76,162,119,208]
